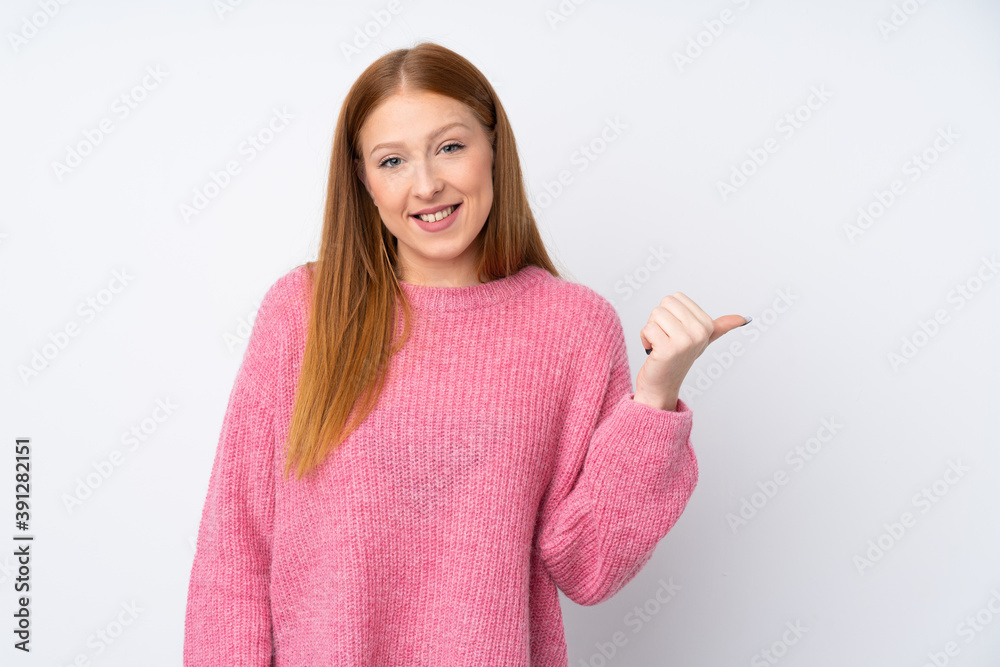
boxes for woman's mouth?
[411,203,460,223]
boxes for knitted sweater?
[183,263,698,666]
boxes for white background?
[2,0,999,665]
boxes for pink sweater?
[183,263,698,666]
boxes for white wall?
[3,0,998,664]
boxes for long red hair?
[284,42,560,481]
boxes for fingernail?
[740,315,752,326]
[644,347,652,355]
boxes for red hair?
[284,42,560,481]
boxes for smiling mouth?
[411,203,460,223]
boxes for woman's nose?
[412,160,443,198]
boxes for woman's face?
[356,89,494,286]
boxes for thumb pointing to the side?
[708,314,752,344]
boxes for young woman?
[184,41,747,666]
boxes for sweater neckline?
[398,264,547,312]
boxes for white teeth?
[416,204,456,222]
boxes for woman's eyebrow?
[368,121,470,156]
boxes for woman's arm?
[183,277,293,666]
[536,301,698,606]
[184,368,277,666]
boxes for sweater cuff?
[629,394,692,416]
[589,393,695,482]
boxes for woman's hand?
[635,293,749,411]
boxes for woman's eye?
[378,143,463,168]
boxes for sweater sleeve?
[536,299,698,607]
[184,289,286,665]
